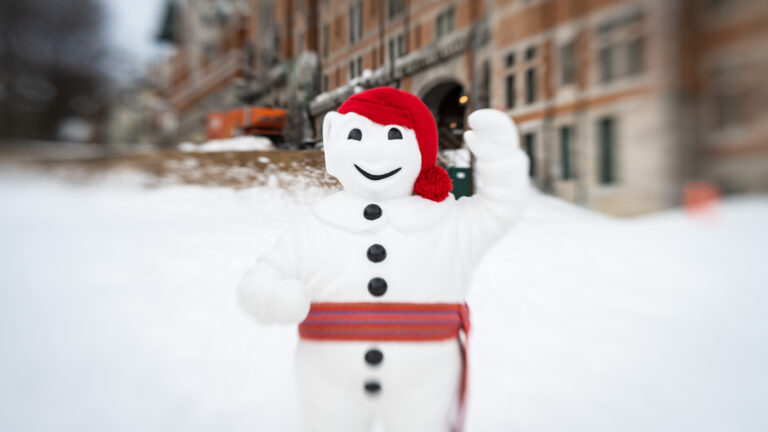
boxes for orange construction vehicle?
[207,107,286,143]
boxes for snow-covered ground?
[0,171,766,432]
[178,136,274,153]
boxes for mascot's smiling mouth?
[354,164,402,181]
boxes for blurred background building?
[143,0,768,215]
[2,0,767,215]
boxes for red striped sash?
[298,302,470,432]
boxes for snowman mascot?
[239,87,529,432]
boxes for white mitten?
[463,108,522,161]
[239,273,311,324]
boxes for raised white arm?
[238,229,310,324]
[457,109,530,265]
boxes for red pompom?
[413,166,453,202]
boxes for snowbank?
[178,136,274,153]
[440,148,471,168]
[0,173,765,432]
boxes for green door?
[446,167,472,199]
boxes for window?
[525,46,537,60]
[505,74,516,109]
[597,117,616,185]
[597,13,645,83]
[388,0,404,19]
[478,60,491,109]
[322,74,329,92]
[523,133,536,177]
[297,32,303,53]
[355,2,363,41]
[561,41,576,85]
[560,126,573,180]
[400,34,407,56]
[322,24,329,58]
[348,56,363,79]
[386,35,407,62]
[505,52,516,68]
[436,7,455,39]
[349,2,362,44]
[525,67,537,104]
[627,37,644,76]
[599,45,614,83]
[708,0,732,10]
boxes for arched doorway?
[420,80,467,150]
[420,79,473,198]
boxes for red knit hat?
[338,87,453,202]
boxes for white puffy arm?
[238,231,310,324]
[239,267,310,324]
[457,109,530,265]
[463,108,522,159]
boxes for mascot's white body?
[240,88,529,432]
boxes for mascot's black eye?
[388,128,403,140]
[347,128,362,141]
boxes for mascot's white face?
[323,111,422,201]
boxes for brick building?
[150,0,251,143]
[153,0,768,215]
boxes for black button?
[364,380,381,394]
[363,204,382,220]
[365,349,384,366]
[367,278,387,297]
[367,244,386,263]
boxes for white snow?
[0,171,766,432]
[178,136,274,153]
[440,148,472,168]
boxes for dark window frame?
[597,117,617,185]
[560,125,573,180]
[436,7,455,40]
[387,0,404,19]
[525,46,537,60]
[321,24,329,58]
[627,37,644,76]
[356,56,362,76]
[560,41,576,85]
[348,2,362,45]
[525,67,537,104]
[505,52,516,68]
[397,33,406,57]
[599,45,614,83]
[505,74,516,109]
